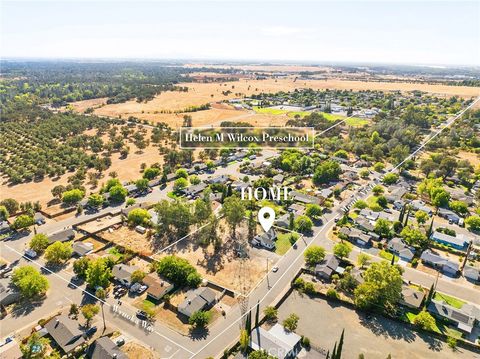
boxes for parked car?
[136,310,149,321]
[24,249,37,259]
[84,326,97,337]
[116,338,125,347]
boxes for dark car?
[136,310,149,321]
[84,326,97,337]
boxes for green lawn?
[252,106,369,127]
[434,292,466,309]
[167,191,181,199]
[378,250,398,263]
[275,232,297,255]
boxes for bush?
[282,313,299,331]
[326,288,340,299]
[263,306,278,321]
[127,208,151,225]
[301,336,311,348]
[189,310,211,328]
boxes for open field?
[99,225,155,256]
[153,219,280,294]
[83,78,479,128]
[0,128,164,206]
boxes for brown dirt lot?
[85,78,479,128]
[153,219,279,294]
[123,342,159,359]
[99,225,155,256]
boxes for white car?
[272,266,279,273]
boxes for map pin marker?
[258,206,275,232]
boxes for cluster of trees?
[154,255,202,288]
[73,257,113,289]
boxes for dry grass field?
[153,219,279,294]
[85,77,480,128]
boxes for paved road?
[2,96,480,357]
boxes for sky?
[1,1,479,66]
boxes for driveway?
[277,291,479,359]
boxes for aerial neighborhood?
[1,4,480,357]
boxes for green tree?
[305,204,322,219]
[304,245,326,266]
[282,313,299,331]
[413,310,436,331]
[109,184,128,202]
[221,196,245,234]
[29,233,50,253]
[175,168,189,179]
[382,173,399,185]
[62,189,84,205]
[465,215,480,231]
[44,241,73,265]
[415,210,429,224]
[81,304,100,327]
[333,242,352,259]
[73,257,91,278]
[131,270,146,284]
[87,193,104,208]
[263,306,278,321]
[143,167,160,180]
[156,255,202,287]
[189,310,211,328]
[135,178,149,191]
[313,160,342,185]
[294,215,313,233]
[12,266,49,298]
[0,205,9,220]
[13,214,34,230]
[239,328,250,353]
[354,200,368,210]
[354,261,403,312]
[127,208,151,225]
[0,198,19,214]
[374,218,392,238]
[85,259,111,289]
[372,185,384,196]
[173,177,189,192]
[400,226,428,248]
[21,332,50,359]
[357,253,371,268]
[449,201,469,216]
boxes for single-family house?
[0,340,23,359]
[250,324,302,359]
[0,278,21,307]
[252,230,277,250]
[315,254,341,280]
[272,174,284,184]
[386,187,408,203]
[387,237,415,262]
[399,286,425,309]
[72,241,94,257]
[112,264,140,287]
[410,200,433,216]
[339,227,372,246]
[420,250,459,276]
[430,231,468,251]
[44,315,86,354]
[208,175,230,184]
[183,182,208,197]
[178,287,217,318]
[86,336,127,359]
[275,213,291,228]
[142,274,174,301]
[354,216,375,232]
[428,300,480,334]
[47,228,75,244]
[289,191,321,205]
